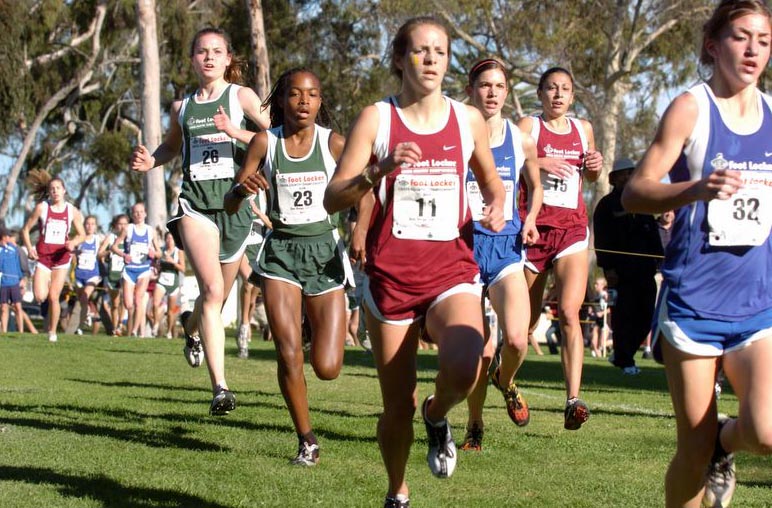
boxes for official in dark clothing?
[594,158,663,374]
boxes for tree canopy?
[0,0,731,227]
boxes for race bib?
[189,132,235,181]
[541,171,579,209]
[44,219,68,245]
[158,271,176,286]
[77,251,97,271]
[393,173,460,241]
[110,254,124,272]
[708,172,772,247]
[245,221,263,246]
[467,180,515,222]
[129,243,149,264]
[276,171,328,225]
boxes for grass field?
[0,332,769,507]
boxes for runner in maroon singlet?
[516,67,603,430]
[21,174,85,342]
[324,16,505,508]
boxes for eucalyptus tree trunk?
[137,0,166,228]
[245,0,271,99]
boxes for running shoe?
[564,397,590,430]
[491,368,530,427]
[702,415,735,508]
[237,324,249,359]
[209,386,236,416]
[421,395,457,478]
[180,311,204,368]
[622,365,641,376]
[48,333,58,343]
[642,348,653,360]
[290,437,320,466]
[459,423,484,452]
[75,328,83,336]
[384,495,410,508]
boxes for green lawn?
[0,333,769,507]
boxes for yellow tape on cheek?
[411,54,420,66]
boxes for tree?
[244,0,271,99]
[435,0,712,199]
[0,0,109,220]
[137,0,167,228]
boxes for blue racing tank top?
[124,224,151,271]
[663,84,772,320]
[467,119,524,236]
[74,235,101,280]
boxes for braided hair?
[261,67,334,129]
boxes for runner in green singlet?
[129,27,270,415]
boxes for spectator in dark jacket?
[594,158,663,375]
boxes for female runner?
[516,66,603,430]
[110,202,158,337]
[323,17,505,508]
[73,215,103,335]
[98,214,128,336]
[623,1,772,506]
[459,58,542,451]
[152,230,186,338]
[21,173,85,343]
[225,67,350,466]
[130,27,270,414]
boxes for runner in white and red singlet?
[324,16,505,508]
[21,174,85,343]
[516,67,603,431]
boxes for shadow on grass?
[1,400,379,446]
[0,465,229,508]
[0,406,226,452]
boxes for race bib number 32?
[708,171,772,247]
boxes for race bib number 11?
[393,174,460,241]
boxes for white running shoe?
[702,415,735,508]
[48,333,58,343]
[421,395,457,478]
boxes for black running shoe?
[421,395,457,478]
[384,495,410,507]
[290,437,320,466]
[209,387,236,416]
[180,311,204,368]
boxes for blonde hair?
[26,169,64,202]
